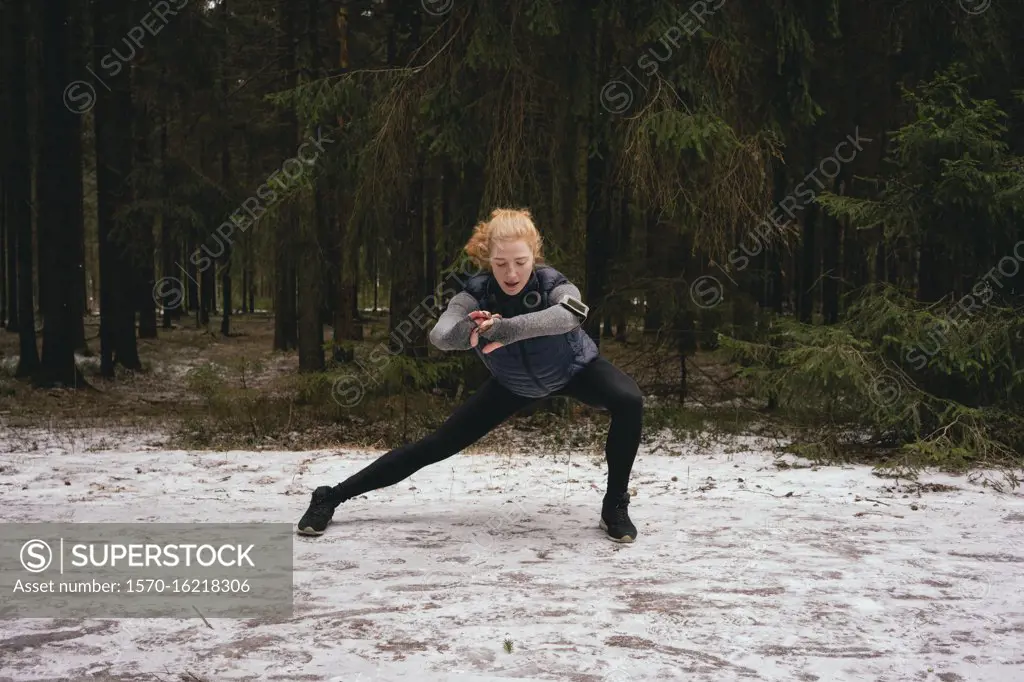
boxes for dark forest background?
[1,0,1022,477]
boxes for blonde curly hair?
[463,208,545,269]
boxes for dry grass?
[0,313,761,455]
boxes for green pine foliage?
[720,66,1024,476]
[720,298,1023,471]
[816,65,1024,251]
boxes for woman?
[297,208,645,542]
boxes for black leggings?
[328,356,643,505]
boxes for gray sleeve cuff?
[428,292,480,351]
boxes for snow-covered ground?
[1,430,1023,681]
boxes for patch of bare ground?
[757,643,883,659]
[604,635,761,676]
[947,551,1022,563]
[1,313,773,457]
[375,639,431,660]
[622,591,706,614]
[711,586,787,596]
[0,623,110,653]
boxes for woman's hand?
[468,311,504,353]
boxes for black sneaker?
[600,492,637,543]
[297,486,338,536]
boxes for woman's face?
[489,239,534,296]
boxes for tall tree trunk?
[767,163,786,314]
[297,0,324,370]
[200,264,214,326]
[0,197,6,329]
[674,301,696,404]
[614,187,631,342]
[7,0,37,374]
[821,175,842,325]
[247,238,255,313]
[439,158,455,311]
[160,216,175,328]
[371,237,378,313]
[241,266,248,315]
[325,184,340,344]
[185,239,198,313]
[583,186,610,348]
[219,3,233,338]
[797,203,818,324]
[273,0,298,351]
[159,112,176,328]
[582,7,612,349]
[333,194,359,353]
[324,185,339,330]
[0,7,9,332]
[386,5,426,360]
[797,129,820,324]
[917,233,945,302]
[65,0,88,354]
[884,237,896,286]
[135,99,157,339]
[389,156,427,359]
[220,202,232,334]
[94,0,141,376]
[425,160,438,300]
[642,211,663,335]
[844,214,862,292]
[350,235,360,325]
[3,190,17,333]
[37,0,86,387]
[277,228,298,347]
[297,197,324,369]
[322,0,350,335]
[673,229,698,402]
[583,122,609,347]
[601,185,619,339]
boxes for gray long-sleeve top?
[428,283,585,351]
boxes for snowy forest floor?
[1,435,1022,681]
[1,315,1023,681]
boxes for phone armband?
[558,295,589,319]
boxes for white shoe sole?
[296,520,330,536]
[599,518,635,543]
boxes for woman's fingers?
[469,310,495,327]
[469,312,500,348]
[470,317,499,349]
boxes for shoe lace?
[606,494,631,523]
[309,490,337,518]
